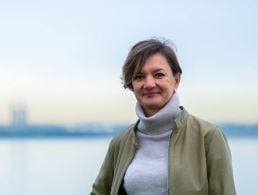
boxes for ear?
[174,73,181,89]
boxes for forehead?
[134,53,171,73]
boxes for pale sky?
[0,0,257,125]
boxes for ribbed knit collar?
[136,92,181,135]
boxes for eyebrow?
[153,68,164,72]
[134,68,165,74]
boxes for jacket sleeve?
[205,128,236,195]
[90,139,116,195]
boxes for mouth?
[143,92,160,97]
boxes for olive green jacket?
[91,109,236,195]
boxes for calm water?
[0,137,257,195]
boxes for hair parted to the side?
[121,38,182,90]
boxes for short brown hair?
[122,38,182,90]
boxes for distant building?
[10,103,27,128]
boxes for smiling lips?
[143,91,160,97]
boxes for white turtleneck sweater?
[123,92,181,195]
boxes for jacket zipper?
[167,130,174,195]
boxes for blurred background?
[0,0,257,194]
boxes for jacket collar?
[174,107,189,130]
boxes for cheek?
[164,80,177,94]
[134,89,141,97]
[169,78,177,88]
[133,90,141,102]
[132,82,140,91]
[132,84,139,95]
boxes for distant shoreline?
[0,133,116,139]
[0,123,257,138]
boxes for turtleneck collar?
[135,92,181,135]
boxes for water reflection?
[10,141,28,195]
[0,137,257,195]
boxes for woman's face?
[132,53,180,116]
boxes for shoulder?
[183,109,228,146]
[177,109,231,160]
[109,123,137,149]
[189,113,218,133]
[178,108,225,139]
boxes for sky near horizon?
[0,0,258,125]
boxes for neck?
[136,92,181,135]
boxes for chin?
[144,99,162,106]
[143,103,162,110]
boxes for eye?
[133,75,144,81]
[155,72,165,78]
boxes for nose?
[143,76,156,89]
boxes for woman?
[91,38,236,195]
